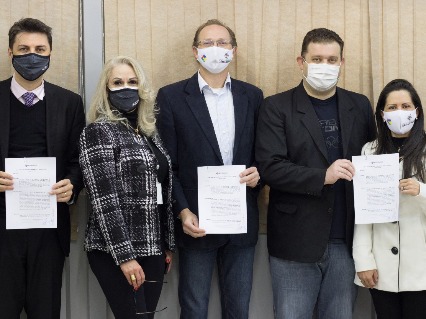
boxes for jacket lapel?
[185,74,223,164]
[44,82,59,157]
[231,80,248,160]
[336,88,355,157]
[296,83,329,162]
[0,78,12,167]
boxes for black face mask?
[12,53,50,81]
[108,87,140,113]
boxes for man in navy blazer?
[0,18,85,318]
[256,28,376,319]
[157,19,263,319]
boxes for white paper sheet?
[352,153,399,224]
[5,157,57,229]
[197,165,247,234]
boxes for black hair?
[301,28,343,58]
[375,79,426,182]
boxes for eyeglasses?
[134,280,168,317]
[197,39,233,48]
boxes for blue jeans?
[178,243,255,319]
[270,239,357,319]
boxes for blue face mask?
[12,53,50,81]
[108,87,140,113]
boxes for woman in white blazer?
[353,79,426,319]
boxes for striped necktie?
[22,92,36,107]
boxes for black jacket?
[255,82,376,262]
[0,77,85,256]
[157,73,263,249]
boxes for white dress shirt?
[10,74,45,105]
[198,71,235,165]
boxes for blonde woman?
[79,56,174,319]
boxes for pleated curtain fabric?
[103,0,426,108]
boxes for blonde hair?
[87,56,157,136]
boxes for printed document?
[352,153,399,224]
[198,165,247,234]
[6,157,57,229]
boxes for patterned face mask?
[382,109,417,135]
[196,46,233,74]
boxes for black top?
[391,136,407,153]
[1,93,48,216]
[9,93,47,158]
[310,94,347,240]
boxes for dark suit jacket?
[0,77,85,256]
[157,73,263,249]
[255,82,376,262]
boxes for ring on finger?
[130,274,136,281]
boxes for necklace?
[131,125,139,135]
[391,137,406,153]
[125,122,139,135]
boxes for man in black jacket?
[256,28,376,319]
[0,18,85,318]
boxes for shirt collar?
[11,74,45,100]
[197,70,232,93]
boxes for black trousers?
[370,288,426,319]
[88,250,165,319]
[0,228,65,319]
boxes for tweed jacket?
[79,121,175,265]
[353,140,426,292]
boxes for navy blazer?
[0,77,85,256]
[157,73,263,249]
[256,82,376,262]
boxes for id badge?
[156,179,163,204]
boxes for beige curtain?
[104,0,426,232]
[104,0,426,108]
[0,0,80,93]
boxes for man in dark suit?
[157,19,263,319]
[255,28,376,319]
[0,18,85,318]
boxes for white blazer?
[353,141,426,292]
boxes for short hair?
[301,28,344,58]
[87,56,157,137]
[9,18,52,50]
[192,19,237,47]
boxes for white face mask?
[303,60,340,92]
[382,109,417,135]
[196,46,233,74]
